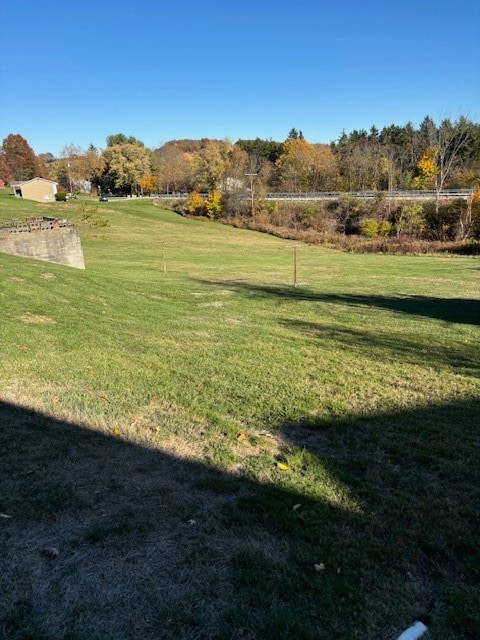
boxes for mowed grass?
[0,191,479,639]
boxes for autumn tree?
[36,152,55,180]
[0,153,11,183]
[84,145,107,186]
[412,148,438,189]
[186,191,204,215]
[310,144,341,191]
[205,190,222,219]
[276,138,339,191]
[49,144,105,192]
[412,117,475,213]
[139,174,158,195]
[106,134,145,147]
[154,143,195,193]
[1,134,38,181]
[194,140,232,191]
[101,141,156,194]
[223,144,249,196]
[331,117,479,194]
[276,138,313,191]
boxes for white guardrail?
[263,189,473,201]
[151,189,473,201]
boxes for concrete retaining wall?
[0,226,85,269]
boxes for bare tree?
[424,117,474,214]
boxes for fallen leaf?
[277,462,289,471]
[112,428,121,436]
[0,513,12,519]
[237,432,247,441]
[314,563,325,572]
[292,503,302,511]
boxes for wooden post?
[293,243,297,288]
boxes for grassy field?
[0,191,479,639]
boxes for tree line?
[1,118,479,246]
[2,118,479,196]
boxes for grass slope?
[1,192,479,639]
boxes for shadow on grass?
[280,319,480,378]
[194,279,480,326]
[1,398,479,639]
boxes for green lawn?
[1,192,479,639]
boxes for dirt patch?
[192,290,234,297]
[87,295,108,306]
[199,301,225,308]
[17,313,56,325]
[233,430,281,459]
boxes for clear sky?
[1,0,479,156]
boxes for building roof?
[11,177,57,187]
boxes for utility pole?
[245,173,257,215]
[67,162,73,195]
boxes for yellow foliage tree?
[102,143,156,194]
[139,174,158,194]
[412,147,438,189]
[186,190,204,215]
[205,190,222,219]
[276,139,340,191]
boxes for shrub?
[378,220,392,236]
[359,218,380,238]
[395,203,425,237]
[423,200,466,241]
[470,189,480,239]
[55,191,67,202]
[221,191,249,217]
[299,205,317,221]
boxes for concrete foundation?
[0,219,85,269]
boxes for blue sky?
[1,0,479,156]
